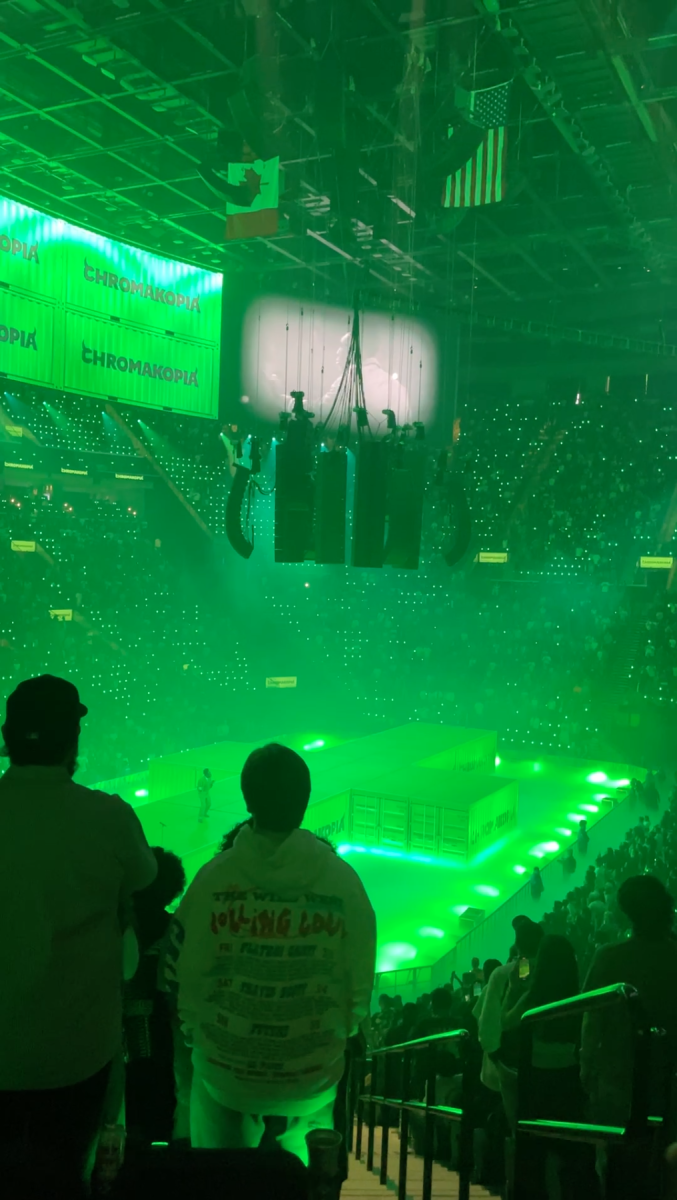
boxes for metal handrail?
[356,1026,474,1200]
[371,1027,470,1055]
[521,981,639,1024]
[513,980,664,1200]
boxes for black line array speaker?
[274,423,314,563]
[314,449,347,564]
[351,439,388,568]
[384,444,427,570]
[225,465,255,559]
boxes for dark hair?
[430,986,454,1014]
[136,847,186,911]
[527,935,579,1043]
[513,916,544,958]
[528,935,579,1009]
[1,725,78,768]
[220,819,253,853]
[483,958,502,985]
[241,743,311,833]
[618,875,674,938]
[401,1002,418,1026]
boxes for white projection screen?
[241,298,438,428]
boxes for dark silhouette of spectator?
[530,867,544,902]
[482,959,502,988]
[582,875,677,1200]
[165,743,376,1165]
[582,875,677,1124]
[577,819,590,857]
[124,847,186,1153]
[0,675,157,1200]
[562,848,577,876]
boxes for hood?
[223,825,337,891]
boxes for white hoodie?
[165,826,376,1116]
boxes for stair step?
[348,1126,494,1199]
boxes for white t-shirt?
[0,764,158,1089]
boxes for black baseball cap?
[3,675,87,741]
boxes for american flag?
[443,81,511,208]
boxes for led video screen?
[241,297,438,428]
[0,196,222,417]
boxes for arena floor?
[117,732,639,975]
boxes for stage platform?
[95,727,640,974]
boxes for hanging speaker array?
[224,298,454,569]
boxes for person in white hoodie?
[164,742,376,1163]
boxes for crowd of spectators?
[371,773,677,1197]
[1,380,675,784]
[637,595,677,706]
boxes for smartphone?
[519,957,530,980]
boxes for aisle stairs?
[607,612,646,703]
[346,1126,493,1200]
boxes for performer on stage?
[197,768,214,823]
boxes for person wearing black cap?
[0,674,158,1199]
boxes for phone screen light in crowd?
[474,884,500,898]
[587,771,608,784]
[581,803,599,813]
[495,755,501,766]
[513,864,527,875]
[303,739,325,750]
[556,828,572,837]
[418,926,445,939]
[135,788,149,798]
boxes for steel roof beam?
[474,0,668,279]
